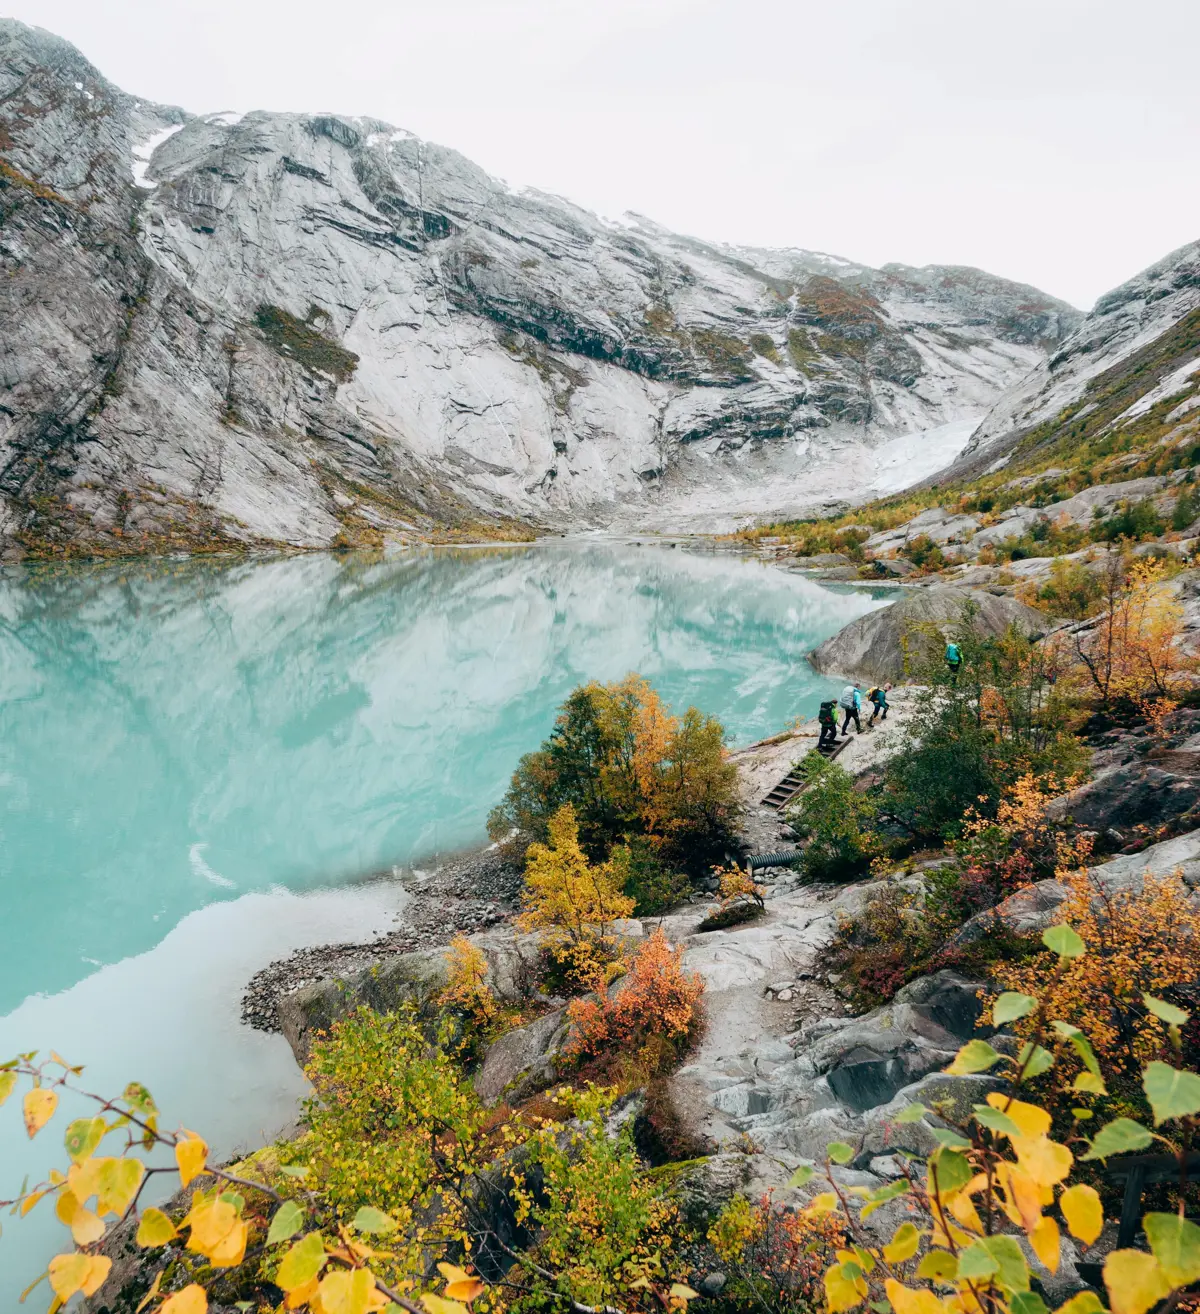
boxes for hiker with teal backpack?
[945,641,962,681]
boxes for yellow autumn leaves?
[811,991,1200,1314]
[47,1251,111,1303]
[175,1131,208,1186]
[23,1086,58,1138]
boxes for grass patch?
[255,304,359,383]
[748,332,780,364]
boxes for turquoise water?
[0,542,888,1293]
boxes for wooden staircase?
[760,735,848,810]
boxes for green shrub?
[785,754,878,882]
[697,901,763,931]
[1034,556,1104,618]
[1173,484,1198,530]
[900,533,946,570]
[292,1007,488,1258]
[608,836,690,916]
[513,1087,680,1311]
[1091,496,1165,542]
[882,607,1086,840]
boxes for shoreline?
[241,843,523,1032]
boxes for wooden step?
[760,737,849,809]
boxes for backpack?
[945,643,961,665]
[839,685,857,709]
[867,687,881,702]
[819,699,837,725]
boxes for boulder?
[799,552,853,567]
[856,1071,1006,1165]
[955,880,1069,944]
[279,928,548,1064]
[808,587,1050,683]
[658,1152,756,1227]
[870,557,917,578]
[1046,753,1200,846]
[474,1008,569,1106]
[811,972,985,1112]
[863,507,980,551]
[279,946,450,1064]
[891,970,989,1042]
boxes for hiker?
[838,682,863,736]
[945,641,963,682]
[867,683,891,726]
[817,698,839,750]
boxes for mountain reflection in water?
[0,542,888,1009]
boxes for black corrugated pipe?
[747,851,802,869]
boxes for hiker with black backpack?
[817,698,839,750]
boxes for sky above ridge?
[13,0,1200,310]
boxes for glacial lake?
[0,541,889,1293]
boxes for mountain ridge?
[0,19,1080,558]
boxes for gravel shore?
[240,846,523,1032]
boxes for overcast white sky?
[12,0,1200,308]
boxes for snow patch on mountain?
[870,417,980,494]
[131,123,184,187]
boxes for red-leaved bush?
[565,928,703,1074]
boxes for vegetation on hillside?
[731,304,1200,582]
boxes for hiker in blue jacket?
[839,682,863,736]
[945,641,963,682]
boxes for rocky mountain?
[944,237,1200,482]
[0,20,1081,558]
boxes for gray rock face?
[967,476,1171,550]
[278,927,543,1062]
[1048,754,1200,846]
[0,20,1080,554]
[278,945,451,1062]
[806,971,985,1112]
[955,827,1200,944]
[949,238,1200,480]
[807,586,1049,683]
[473,1007,568,1106]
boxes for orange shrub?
[1072,555,1194,711]
[995,868,1200,1081]
[716,863,765,910]
[565,928,704,1074]
[708,1194,848,1314]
